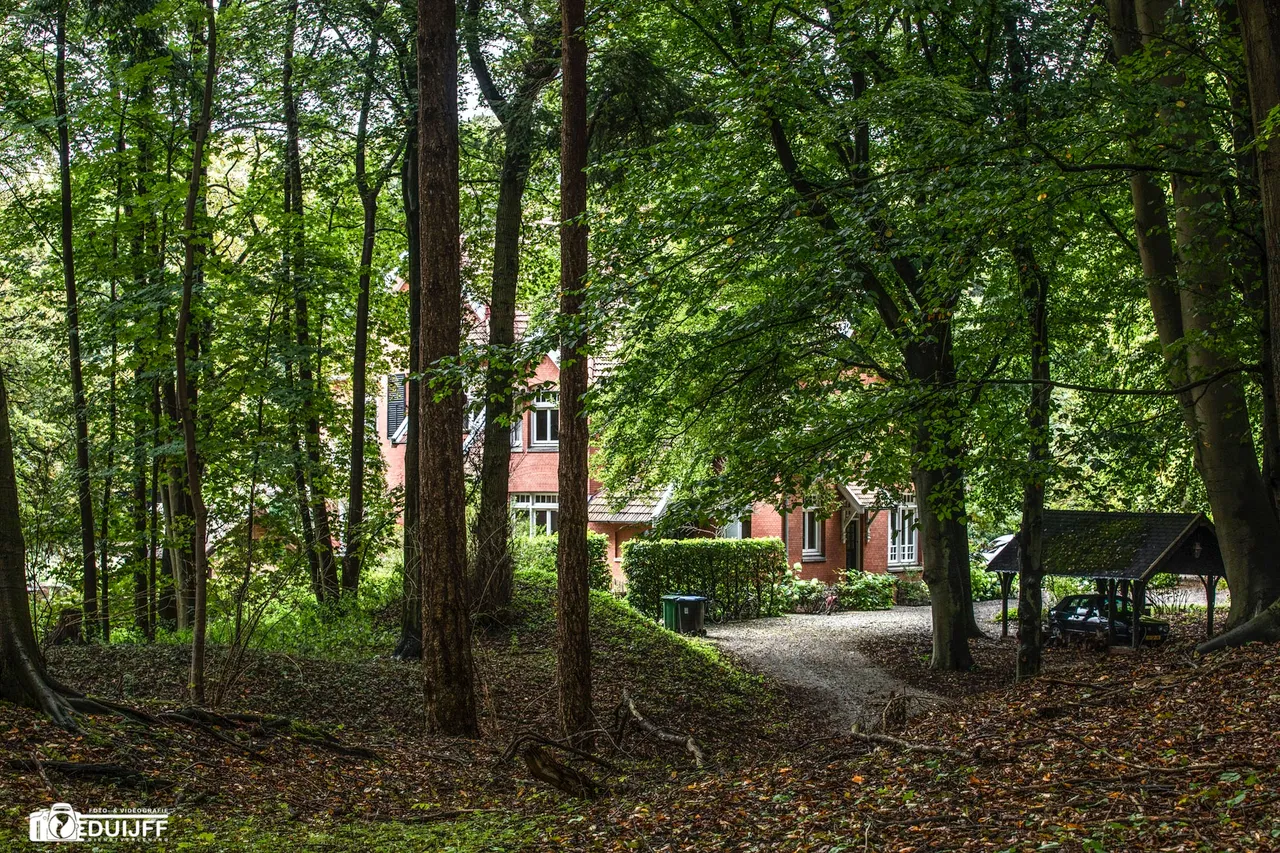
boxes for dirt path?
[707,601,1005,730]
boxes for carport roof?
[587,485,674,525]
[987,510,1223,581]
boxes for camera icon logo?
[29,803,82,842]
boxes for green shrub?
[895,578,931,606]
[781,571,827,612]
[511,533,611,592]
[1147,572,1180,590]
[837,572,896,610]
[622,537,788,620]
[1045,574,1096,601]
[970,566,1004,601]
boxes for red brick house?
[377,311,922,590]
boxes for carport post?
[1000,572,1013,638]
[1205,574,1217,639]
[1131,579,1146,650]
[1107,579,1117,647]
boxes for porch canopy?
[986,510,1224,643]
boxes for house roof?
[987,510,1223,581]
[587,485,674,524]
[838,483,882,512]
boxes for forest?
[2,0,1280,849]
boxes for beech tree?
[0,365,77,727]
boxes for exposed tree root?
[1197,602,1280,654]
[620,689,707,769]
[516,743,605,799]
[8,758,173,791]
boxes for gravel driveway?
[708,584,1221,731]
[705,600,1005,730]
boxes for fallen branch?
[848,729,975,760]
[621,689,706,769]
[370,807,498,823]
[501,731,618,772]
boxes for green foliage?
[970,567,1004,602]
[836,572,897,611]
[511,533,611,592]
[1045,575,1098,602]
[895,579,932,607]
[1148,572,1180,590]
[779,571,827,612]
[622,537,788,620]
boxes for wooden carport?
[987,511,1224,646]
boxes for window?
[512,493,558,535]
[532,391,559,447]
[888,505,918,565]
[386,373,406,438]
[510,412,524,449]
[802,510,823,558]
[717,512,752,540]
[718,519,743,540]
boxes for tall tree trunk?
[556,0,593,745]
[417,0,478,735]
[175,0,217,705]
[1107,0,1280,626]
[54,0,98,640]
[343,27,384,598]
[1015,246,1050,679]
[284,0,338,604]
[397,125,423,657]
[162,380,195,627]
[1201,0,1280,650]
[0,367,76,728]
[463,0,558,619]
[131,368,150,639]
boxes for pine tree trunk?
[397,125,423,657]
[53,0,98,641]
[556,0,593,745]
[417,0,478,735]
[463,5,556,619]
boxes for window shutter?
[387,373,406,438]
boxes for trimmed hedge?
[622,537,788,620]
[512,532,611,592]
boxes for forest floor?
[1,577,1277,852]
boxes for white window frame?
[718,518,744,540]
[802,509,824,559]
[888,504,918,565]
[512,493,558,535]
[531,391,560,447]
[510,410,524,449]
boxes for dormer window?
[532,391,559,447]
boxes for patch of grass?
[155,810,551,852]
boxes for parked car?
[1047,593,1170,646]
